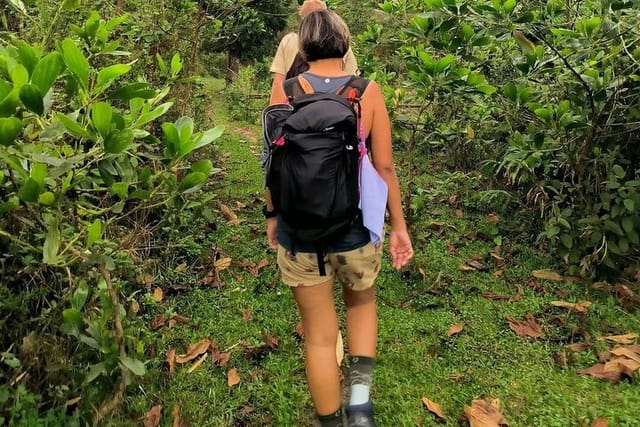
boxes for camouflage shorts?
[277,243,382,290]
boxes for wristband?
[262,205,277,219]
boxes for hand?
[266,217,278,249]
[389,228,413,269]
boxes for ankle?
[317,407,343,427]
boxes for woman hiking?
[263,10,413,427]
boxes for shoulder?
[360,80,383,102]
[281,32,298,48]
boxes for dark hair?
[298,10,350,62]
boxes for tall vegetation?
[0,4,223,424]
[356,0,640,278]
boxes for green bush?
[0,9,222,423]
[224,64,269,124]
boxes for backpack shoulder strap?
[337,76,370,98]
[283,75,314,100]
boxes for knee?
[343,287,375,308]
[304,325,339,348]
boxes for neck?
[307,58,346,76]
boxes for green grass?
[122,78,640,427]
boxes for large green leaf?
[19,84,43,115]
[109,82,155,100]
[91,102,112,138]
[62,308,83,335]
[31,163,47,186]
[170,53,182,77]
[120,356,146,376]
[178,171,207,193]
[16,41,40,76]
[62,0,80,10]
[96,63,132,92]
[192,125,224,151]
[191,159,213,176]
[61,38,89,90]
[162,122,180,158]
[0,88,20,117]
[72,281,89,310]
[0,117,22,146]
[87,219,102,246]
[56,114,90,138]
[133,102,173,128]
[31,52,65,94]
[17,178,40,202]
[43,218,61,264]
[104,129,133,154]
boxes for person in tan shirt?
[269,0,358,104]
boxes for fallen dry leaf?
[153,287,164,302]
[531,269,564,282]
[610,346,640,363]
[144,405,162,427]
[421,397,446,420]
[169,314,190,329]
[482,286,523,303]
[187,352,209,374]
[227,368,240,387]
[565,343,589,353]
[598,333,639,345]
[176,339,212,364]
[242,309,252,322]
[166,348,176,375]
[605,357,640,377]
[144,274,154,285]
[219,203,241,225]
[214,257,232,272]
[151,315,166,330]
[577,363,622,384]
[65,396,81,407]
[490,252,506,266]
[294,322,305,341]
[468,260,487,271]
[448,323,464,337]
[487,214,501,224]
[463,398,508,427]
[456,209,464,218]
[459,264,478,272]
[171,404,182,427]
[550,300,592,313]
[263,333,279,350]
[592,418,608,427]
[131,300,140,314]
[507,314,543,338]
[247,259,269,277]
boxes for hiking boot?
[346,401,376,427]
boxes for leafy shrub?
[224,64,269,124]
[0,9,222,423]
[357,0,640,278]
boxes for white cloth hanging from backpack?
[359,154,387,245]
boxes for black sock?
[317,408,343,427]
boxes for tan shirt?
[270,32,358,75]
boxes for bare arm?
[269,73,286,105]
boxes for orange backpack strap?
[296,75,314,94]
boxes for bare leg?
[343,286,377,357]
[292,279,341,415]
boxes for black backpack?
[285,52,309,79]
[262,75,370,275]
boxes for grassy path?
[125,79,640,426]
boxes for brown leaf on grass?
[447,323,464,337]
[166,348,176,375]
[247,259,269,277]
[447,195,459,205]
[187,352,209,374]
[577,363,622,384]
[217,352,230,367]
[153,287,164,302]
[598,333,639,345]
[591,419,608,427]
[421,397,446,420]
[550,300,592,313]
[144,274,154,285]
[610,346,640,363]
[227,368,240,387]
[219,203,241,225]
[176,339,212,364]
[460,259,488,272]
[214,257,232,272]
[144,405,162,427]
[490,252,506,266]
[131,300,140,314]
[507,314,543,338]
[459,264,478,272]
[151,315,166,330]
[487,214,501,224]
[565,343,589,353]
[531,270,564,282]
[242,309,252,322]
[482,286,523,303]
[463,398,509,427]
[171,404,185,427]
[456,209,464,218]
[604,357,640,377]
[65,396,81,407]
[170,314,190,325]
[447,242,458,255]
[238,405,254,415]
[262,333,279,350]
